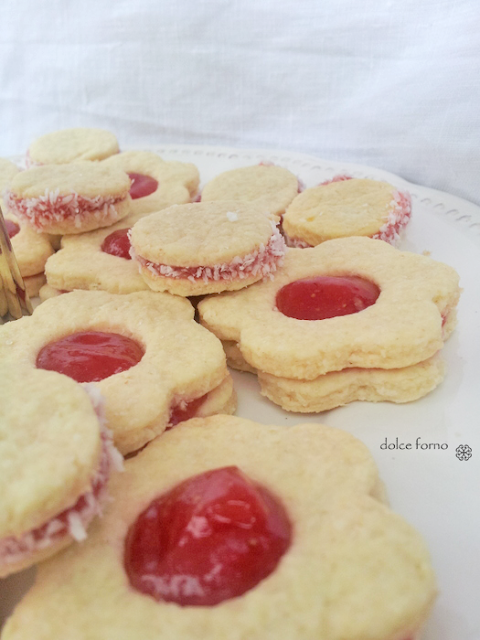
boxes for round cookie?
[130,201,286,296]
[0,364,121,578]
[1,416,436,640]
[201,164,299,220]
[4,162,132,235]
[44,213,150,295]
[0,290,235,455]
[282,177,412,247]
[102,151,200,215]
[26,127,119,166]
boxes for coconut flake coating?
[0,365,121,577]
[282,178,412,247]
[132,225,285,284]
[4,162,132,234]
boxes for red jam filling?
[100,228,132,260]
[276,276,380,320]
[36,331,144,383]
[5,219,20,238]
[124,466,292,606]
[168,394,207,427]
[128,173,159,200]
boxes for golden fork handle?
[0,205,33,322]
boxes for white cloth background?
[1,0,479,204]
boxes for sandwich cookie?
[4,162,132,235]
[0,364,121,578]
[0,290,235,455]
[198,237,460,412]
[130,201,286,296]
[26,127,119,167]
[200,164,300,221]
[282,177,411,248]
[1,416,435,640]
[102,151,200,215]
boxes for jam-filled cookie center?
[276,275,380,320]
[101,228,132,260]
[128,173,159,200]
[124,466,292,606]
[36,331,144,383]
[5,219,20,238]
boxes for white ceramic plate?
[1,145,479,639]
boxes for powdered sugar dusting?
[132,224,286,284]
[4,188,127,232]
[0,389,122,567]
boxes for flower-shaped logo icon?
[456,444,472,461]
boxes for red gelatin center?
[101,228,132,260]
[168,394,207,427]
[276,276,380,320]
[124,466,292,606]
[36,331,144,383]
[5,219,20,238]
[128,172,159,200]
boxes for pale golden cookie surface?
[283,178,407,245]
[44,213,150,294]
[27,127,119,165]
[102,151,200,214]
[5,213,54,277]
[0,290,231,454]
[0,364,103,576]
[199,237,460,379]
[130,201,285,296]
[201,164,299,219]
[1,416,436,640]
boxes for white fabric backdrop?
[1,0,479,204]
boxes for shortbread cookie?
[0,364,121,578]
[0,158,20,208]
[282,178,411,247]
[1,416,436,640]
[4,162,132,235]
[199,237,460,381]
[26,127,119,167]
[4,213,54,277]
[201,164,299,220]
[38,283,62,301]
[130,201,286,296]
[23,272,46,299]
[0,290,235,454]
[44,213,150,295]
[258,353,445,412]
[102,151,200,215]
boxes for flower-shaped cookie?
[282,177,411,247]
[200,164,300,220]
[44,212,150,295]
[4,162,132,235]
[0,290,235,454]
[1,416,436,640]
[199,237,460,411]
[130,201,286,296]
[26,127,119,166]
[0,363,121,578]
[102,151,200,215]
